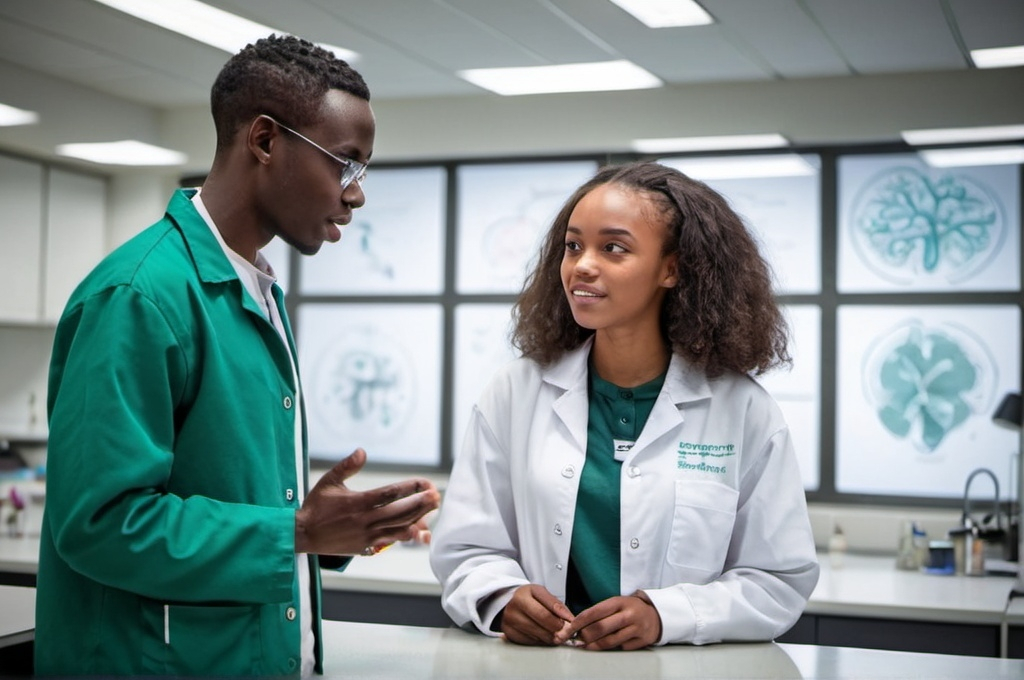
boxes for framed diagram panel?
[300,166,447,295]
[456,160,597,294]
[835,305,1021,498]
[837,154,1020,292]
[661,154,822,295]
[757,304,822,491]
[451,303,518,459]
[297,303,443,466]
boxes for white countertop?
[3,535,1021,626]
[319,620,1024,680]
[0,584,34,647]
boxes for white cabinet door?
[43,168,107,322]
[0,155,44,322]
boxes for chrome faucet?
[962,467,1002,531]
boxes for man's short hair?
[210,33,369,150]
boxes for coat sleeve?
[429,396,531,635]
[644,425,819,645]
[44,285,295,605]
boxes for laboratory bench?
[3,534,1024,660]
[2,594,1023,679]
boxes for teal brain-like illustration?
[851,166,1003,285]
[865,322,998,453]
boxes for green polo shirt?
[566,364,665,614]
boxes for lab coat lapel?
[629,353,712,459]
[546,341,592,454]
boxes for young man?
[35,34,439,677]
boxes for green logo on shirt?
[677,441,735,474]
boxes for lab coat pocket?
[141,600,261,675]
[666,479,739,578]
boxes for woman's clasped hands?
[500,584,662,651]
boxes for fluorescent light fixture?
[919,145,1024,168]
[659,154,818,180]
[91,0,358,61]
[632,133,788,154]
[458,59,662,95]
[608,0,713,28]
[56,140,188,166]
[0,102,38,126]
[901,124,1024,146]
[971,45,1024,69]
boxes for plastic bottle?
[829,523,847,568]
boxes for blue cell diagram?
[347,219,395,279]
[850,166,1005,286]
[863,320,998,453]
[311,327,415,442]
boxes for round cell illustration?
[309,326,415,441]
[849,166,1005,286]
[862,320,998,453]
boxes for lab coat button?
[286,488,294,501]
[555,563,563,570]
[285,606,297,621]
[554,524,562,536]
[630,538,640,549]
[283,396,293,409]
[628,466,641,478]
[561,465,575,478]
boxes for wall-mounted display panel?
[297,303,443,466]
[300,167,447,295]
[451,303,518,458]
[837,155,1020,292]
[660,154,822,295]
[757,305,822,491]
[456,161,597,294]
[835,305,1021,498]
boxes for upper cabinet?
[0,155,45,322]
[0,155,107,325]
[43,168,106,322]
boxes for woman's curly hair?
[210,33,369,151]
[512,161,790,378]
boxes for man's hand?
[500,585,575,646]
[294,448,440,556]
[566,592,662,651]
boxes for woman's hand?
[500,585,575,646]
[567,592,662,650]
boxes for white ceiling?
[0,0,1021,172]
[0,0,1021,107]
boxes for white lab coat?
[430,339,819,645]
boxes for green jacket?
[36,189,330,677]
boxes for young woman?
[430,161,818,651]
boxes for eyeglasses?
[260,114,368,189]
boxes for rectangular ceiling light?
[608,0,713,28]
[458,60,662,96]
[632,133,788,154]
[0,102,39,126]
[971,45,1024,69]
[91,0,357,61]
[919,145,1024,168]
[659,154,818,180]
[56,140,188,166]
[901,124,1024,146]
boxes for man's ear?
[247,115,275,164]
